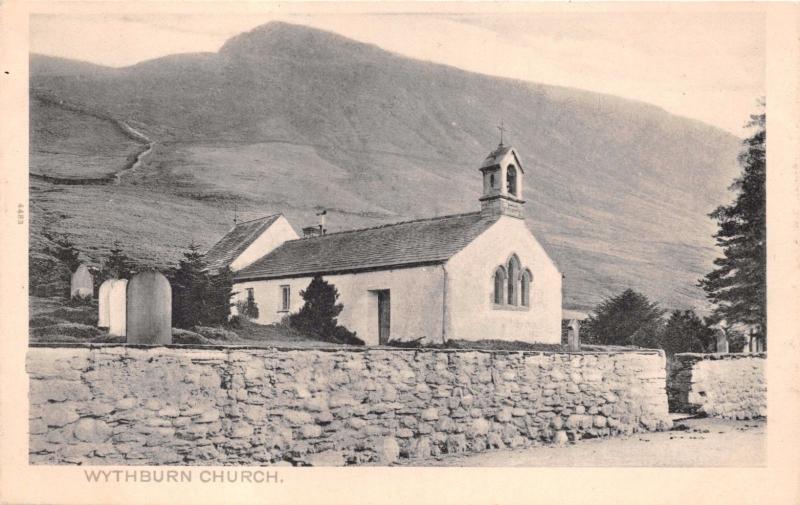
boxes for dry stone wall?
[667,353,766,419]
[28,345,672,466]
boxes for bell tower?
[479,142,525,219]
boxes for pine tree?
[99,241,135,281]
[46,233,81,272]
[169,243,233,329]
[661,310,716,356]
[289,275,361,344]
[699,109,766,345]
[582,289,665,346]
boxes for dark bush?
[227,315,244,329]
[236,298,259,320]
[385,336,427,348]
[289,275,361,345]
[332,325,364,346]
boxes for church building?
[206,144,562,346]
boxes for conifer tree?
[699,109,766,345]
[289,275,361,344]
[582,289,665,346]
[99,241,135,281]
[661,310,716,355]
[170,243,233,328]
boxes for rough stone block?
[73,418,112,443]
[379,437,400,464]
[42,404,80,427]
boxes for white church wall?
[230,215,299,272]
[445,216,562,343]
[234,265,445,346]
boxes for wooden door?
[377,290,391,345]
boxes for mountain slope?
[29,22,743,311]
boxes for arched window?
[493,267,506,305]
[521,269,532,307]
[506,165,517,196]
[507,255,520,306]
[489,173,497,190]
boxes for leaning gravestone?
[126,271,172,345]
[69,264,93,299]
[108,279,128,337]
[716,331,729,354]
[97,279,114,328]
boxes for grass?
[26,296,646,353]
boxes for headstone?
[567,319,581,352]
[126,271,172,345]
[715,331,729,354]
[69,264,93,299]
[97,279,114,328]
[108,279,128,337]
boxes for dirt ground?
[405,417,766,467]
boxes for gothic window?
[507,255,520,306]
[493,267,506,305]
[490,173,497,190]
[506,165,517,196]
[521,269,532,307]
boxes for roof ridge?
[235,213,282,226]
[288,211,483,241]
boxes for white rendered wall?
[445,216,562,343]
[229,216,299,272]
[233,265,445,346]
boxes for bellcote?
[479,144,525,219]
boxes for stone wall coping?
[675,352,767,360]
[28,342,664,357]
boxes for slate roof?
[480,144,524,172]
[204,214,282,272]
[234,212,498,281]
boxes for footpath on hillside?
[402,417,766,467]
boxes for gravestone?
[126,271,172,345]
[567,319,581,352]
[97,279,114,328]
[69,264,93,299]
[108,279,128,337]
[716,331,729,354]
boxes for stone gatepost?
[70,264,93,298]
[567,319,581,352]
[108,279,128,337]
[126,271,172,345]
[97,279,114,329]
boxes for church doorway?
[376,290,391,345]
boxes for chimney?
[316,209,327,235]
[302,226,321,238]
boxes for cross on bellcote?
[497,120,508,146]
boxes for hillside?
[29,21,744,311]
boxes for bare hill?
[29,21,743,311]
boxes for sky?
[29,6,765,136]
